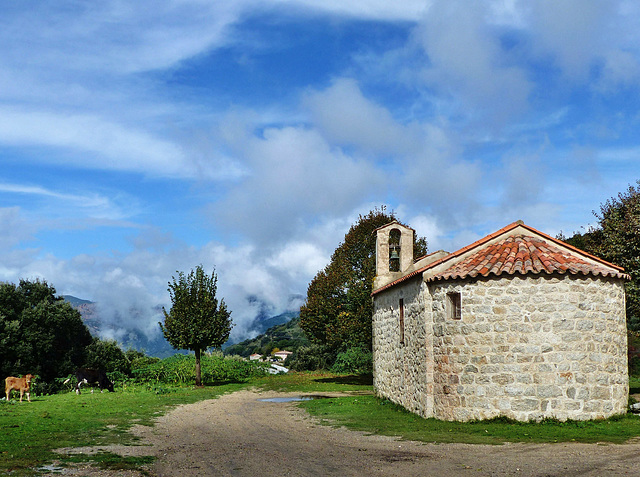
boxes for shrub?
[331,346,372,374]
[132,353,268,385]
[286,344,336,371]
[84,338,130,374]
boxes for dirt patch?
[50,389,640,477]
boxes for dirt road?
[55,389,640,476]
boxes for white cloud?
[304,78,413,155]
[501,153,545,205]
[0,2,241,76]
[0,182,140,222]
[0,0,637,353]
[418,0,532,124]
[267,241,328,279]
[407,213,443,251]
[212,124,384,242]
[528,0,614,80]
[0,207,36,249]
[0,108,245,181]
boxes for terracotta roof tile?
[429,234,629,282]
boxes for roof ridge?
[513,223,626,272]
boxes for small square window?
[447,292,461,320]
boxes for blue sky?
[1,0,640,343]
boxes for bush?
[84,338,129,374]
[106,370,130,389]
[286,344,336,371]
[132,353,269,385]
[128,352,160,373]
[331,346,372,374]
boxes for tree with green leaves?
[0,279,92,390]
[160,265,233,385]
[560,180,640,331]
[84,338,129,374]
[300,208,428,352]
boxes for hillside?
[224,313,309,358]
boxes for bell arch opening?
[389,228,401,272]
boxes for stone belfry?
[374,221,414,288]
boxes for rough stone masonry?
[372,220,629,422]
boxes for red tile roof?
[372,221,630,295]
[429,233,629,282]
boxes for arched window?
[389,228,401,272]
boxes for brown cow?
[5,374,34,402]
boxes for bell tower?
[374,221,414,286]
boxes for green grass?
[251,371,374,393]
[3,372,640,475]
[299,394,640,445]
[0,383,246,476]
[63,452,155,473]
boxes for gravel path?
[53,389,640,477]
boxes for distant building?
[273,350,293,361]
[249,353,262,361]
[372,220,629,422]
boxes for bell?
[390,247,400,260]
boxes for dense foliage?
[224,315,309,358]
[82,339,160,379]
[0,279,92,390]
[132,353,268,385]
[560,181,640,331]
[160,265,233,385]
[285,343,336,371]
[299,208,428,352]
[331,346,373,375]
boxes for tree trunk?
[195,347,202,386]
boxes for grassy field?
[3,373,640,475]
[0,382,247,476]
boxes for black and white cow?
[70,368,114,394]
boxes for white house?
[273,350,293,361]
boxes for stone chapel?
[371,220,629,421]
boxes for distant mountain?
[224,313,308,358]
[246,310,300,336]
[63,295,178,357]
[63,294,302,358]
[62,295,93,307]
[63,295,101,336]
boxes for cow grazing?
[5,374,35,402]
[68,368,114,394]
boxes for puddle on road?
[258,395,333,403]
[39,463,66,473]
[258,396,313,403]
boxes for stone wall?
[372,273,628,422]
[372,276,433,417]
